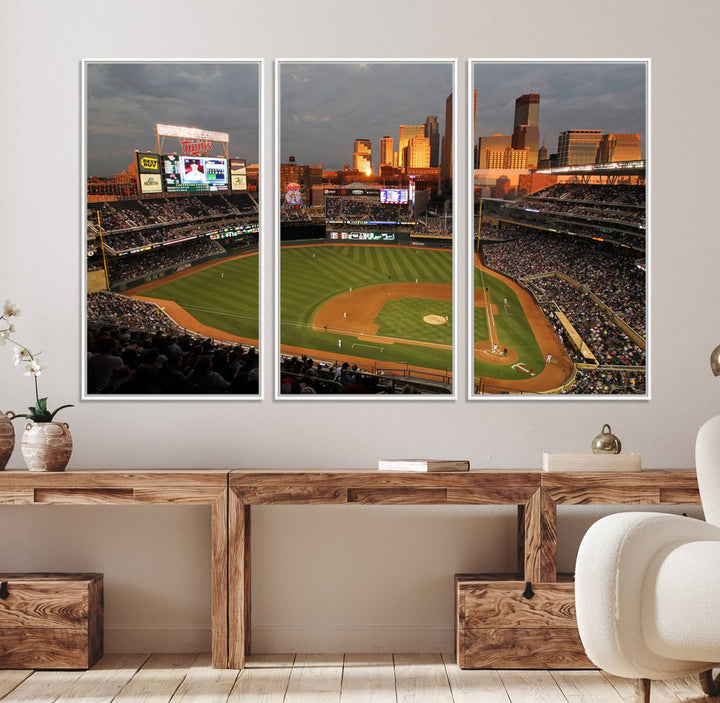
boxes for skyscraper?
[424,116,440,167]
[441,93,452,192]
[398,125,424,168]
[477,134,511,169]
[352,138,372,174]
[473,90,478,168]
[406,136,431,169]
[379,136,394,167]
[511,93,540,169]
[557,129,604,166]
[596,133,642,163]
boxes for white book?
[542,452,642,472]
[377,459,470,472]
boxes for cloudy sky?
[280,62,453,172]
[473,61,647,157]
[86,62,259,177]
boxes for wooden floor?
[0,653,713,702]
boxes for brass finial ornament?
[711,345,720,377]
[592,424,622,455]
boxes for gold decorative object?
[21,421,73,472]
[591,424,622,455]
[711,344,720,377]
[0,410,15,470]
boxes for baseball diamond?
[127,242,567,391]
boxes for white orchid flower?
[2,300,21,318]
[23,359,44,377]
[13,347,32,365]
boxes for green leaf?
[48,405,73,421]
[37,397,48,412]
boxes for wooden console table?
[0,468,702,670]
[227,469,700,669]
[0,470,229,669]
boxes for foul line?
[353,343,384,352]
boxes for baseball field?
[127,243,573,392]
[280,244,453,373]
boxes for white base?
[104,625,455,654]
[104,626,211,653]
[251,625,455,654]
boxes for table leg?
[211,489,228,668]
[228,489,251,669]
[518,488,557,583]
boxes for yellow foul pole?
[96,212,110,291]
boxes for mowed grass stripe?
[407,249,443,281]
[281,244,453,370]
[367,246,391,279]
[138,255,259,339]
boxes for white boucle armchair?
[575,415,720,702]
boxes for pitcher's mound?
[423,315,447,325]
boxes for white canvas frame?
[274,58,458,401]
[467,58,650,401]
[81,59,264,401]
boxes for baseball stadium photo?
[278,61,455,396]
[85,62,260,396]
[471,61,647,397]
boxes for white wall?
[1,0,719,653]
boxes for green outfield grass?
[281,244,453,371]
[473,267,545,380]
[138,255,259,339]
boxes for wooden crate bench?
[455,573,593,669]
[0,573,103,669]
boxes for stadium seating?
[87,293,258,395]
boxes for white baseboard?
[250,625,455,653]
[105,626,211,653]
[105,625,455,654]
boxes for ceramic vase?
[21,421,73,472]
[0,411,15,470]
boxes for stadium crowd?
[325,198,414,224]
[103,238,226,283]
[563,367,646,395]
[507,198,645,226]
[532,276,645,366]
[87,293,258,395]
[481,225,646,337]
[278,355,439,394]
[536,183,645,206]
[280,355,382,394]
[280,208,313,222]
[88,194,258,236]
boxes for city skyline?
[86,62,260,177]
[473,62,646,159]
[280,62,453,172]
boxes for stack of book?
[377,459,470,472]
